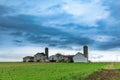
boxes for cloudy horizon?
[0,0,120,62]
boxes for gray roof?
[23,56,34,59]
[34,52,45,56]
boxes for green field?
[0,62,109,80]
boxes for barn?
[73,45,89,62]
[73,52,88,62]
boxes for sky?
[0,0,120,62]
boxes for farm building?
[23,56,34,62]
[49,54,64,62]
[49,54,74,62]
[63,55,74,62]
[23,47,49,62]
[34,52,48,62]
[73,45,88,62]
[23,46,89,62]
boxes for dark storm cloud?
[25,26,94,48]
[0,5,13,15]
[94,30,120,50]
[0,0,120,51]
[0,15,35,31]
[104,1,120,19]
[14,40,22,43]
[0,14,119,50]
[10,31,24,36]
[88,0,120,50]
[97,39,120,50]
[0,14,94,49]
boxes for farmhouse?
[73,46,88,62]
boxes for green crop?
[0,62,107,80]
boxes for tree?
[55,53,62,57]
[55,53,63,62]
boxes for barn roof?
[74,52,86,58]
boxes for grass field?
[0,62,108,80]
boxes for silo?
[83,45,88,58]
[45,47,49,58]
